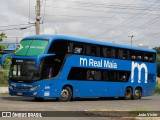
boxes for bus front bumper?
[9,85,41,97]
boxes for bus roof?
[23,35,156,53]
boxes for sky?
[0,0,160,48]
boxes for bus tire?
[58,86,72,102]
[124,87,133,100]
[133,87,142,100]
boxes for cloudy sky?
[0,0,160,48]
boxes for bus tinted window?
[148,53,155,62]
[73,43,84,54]
[117,71,130,82]
[130,50,136,60]
[118,49,129,60]
[102,47,116,58]
[15,40,48,56]
[41,56,63,79]
[48,40,68,54]
[68,67,130,82]
[86,70,101,80]
[85,45,100,56]
[136,51,142,61]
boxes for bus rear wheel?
[124,87,133,100]
[58,86,72,102]
[133,88,142,100]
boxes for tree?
[153,47,160,54]
[0,32,7,41]
[0,44,5,51]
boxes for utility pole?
[128,35,135,46]
[35,0,40,35]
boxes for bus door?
[40,56,63,97]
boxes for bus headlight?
[29,85,40,91]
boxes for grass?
[156,84,160,94]
[0,84,8,87]
[129,108,149,116]
[0,93,9,96]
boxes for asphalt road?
[0,95,160,111]
[0,95,160,120]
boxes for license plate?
[17,92,23,96]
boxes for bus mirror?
[0,54,13,67]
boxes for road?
[0,95,160,120]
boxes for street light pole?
[128,35,135,46]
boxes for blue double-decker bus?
[0,35,157,101]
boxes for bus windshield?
[15,40,48,56]
[9,59,40,82]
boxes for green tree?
[153,47,160,54]
[0,32,7,41]
[153,47,160,77]
[0,44,5,51]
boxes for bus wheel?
[124,87,133,100]
[58,86,72,102]
[133,88,142,100]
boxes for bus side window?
[67,42,73,53]
[73,43,84,54]
[103,71,108,80]
[102,47,107,57]
[94,71,101,80]
[96,47,101,56]
[49,40,69,54]
[118,49,129,60]
[111,48,116,58]
[107,71,116,81]
[130,51,136,60]
[103,47,115,58]
[86,45,100,56]
[118,49,123,59]
[86,70,94,80]
[118,72,126,82]
[78,71,85,80]
[143,52,149,62]
[107,48,112,58]
[136,51,142,61]
[86,45,91,55]
[149,53,155,62]
[123,49,129,60]
[86,70,101,80]
[117,71,130,82]
[90,46,97,56]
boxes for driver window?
[41,56,63,79]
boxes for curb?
[0,87,8,93]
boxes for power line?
[90,0,160,39]
[77,0,137,36]
[137,32,160,40]
[0,24,31,28]
[45,1,160,12]
[0,25,35,31]
[128,16,160,33]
